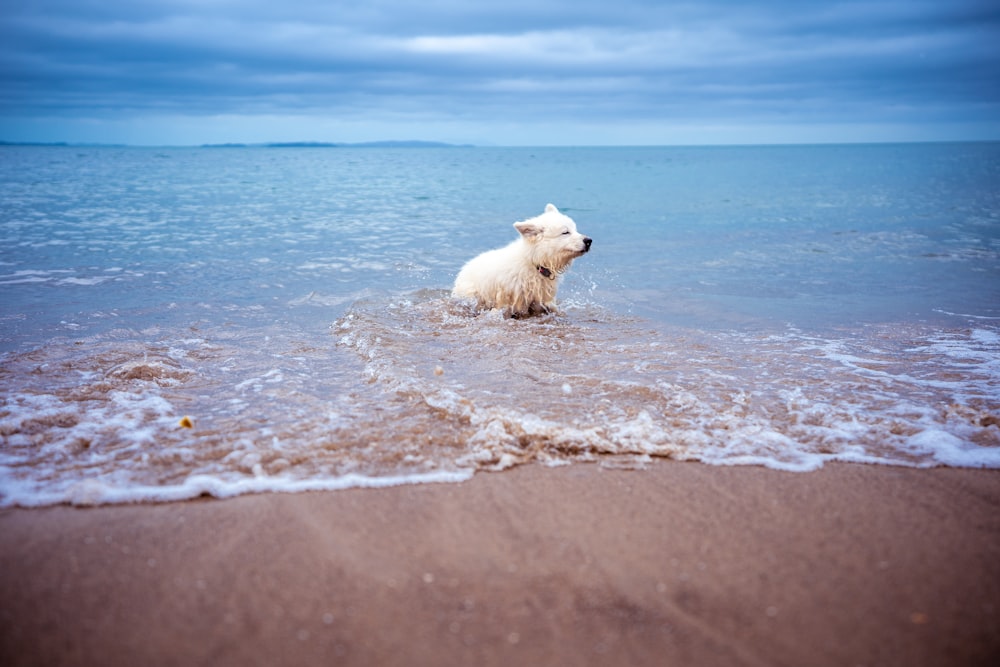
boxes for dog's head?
[513,204,593,272]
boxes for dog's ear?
[545,203,558,214]
[514,220,543,239]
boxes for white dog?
[452,204,592,316]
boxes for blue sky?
[1,0,998,146]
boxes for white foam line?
[933,309,1000,320]
[0,468,476,508]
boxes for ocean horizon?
[4,138,998,149]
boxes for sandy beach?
[2,461,998,666]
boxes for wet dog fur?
[452,204,592,317]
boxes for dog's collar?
[537,265,555,280]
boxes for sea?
[1,142,998,507]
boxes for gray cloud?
[1,0,998,143]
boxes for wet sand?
[2,461,999,667]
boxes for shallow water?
[1,144,998,506]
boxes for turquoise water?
[1,144,998,505]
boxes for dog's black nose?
[583,237,592,250]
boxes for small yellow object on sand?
[179,416,194,429]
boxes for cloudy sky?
[1,0,998,146]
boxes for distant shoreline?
[0,140,472,149]
[205,140,474,148]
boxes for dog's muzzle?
[582,237,593,253]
